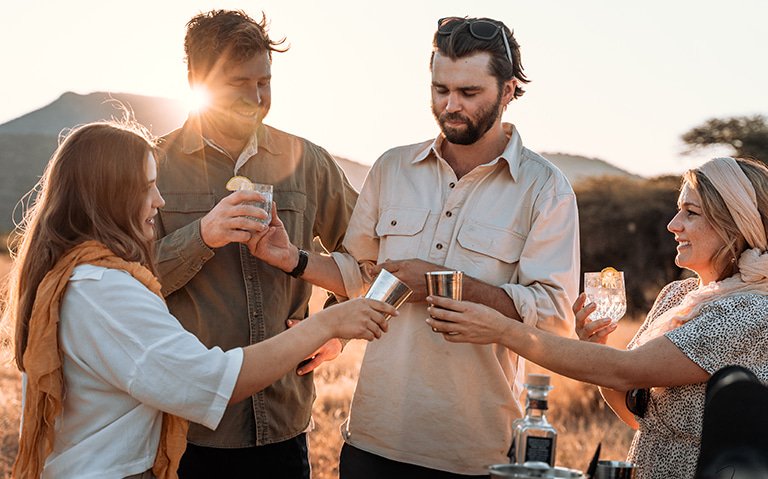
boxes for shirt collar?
[412,123,524,181]
[180,114,280,159]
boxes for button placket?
[239,243,268,443]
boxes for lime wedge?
[225,175,254,191]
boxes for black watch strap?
[288,249,309,278]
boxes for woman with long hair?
[425,157,768,478]
[4,121,393,479]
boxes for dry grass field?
[0,255,636,477]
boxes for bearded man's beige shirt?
[331,123,580,475]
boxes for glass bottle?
[512,373,557,466]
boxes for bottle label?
[528,399,548,410]
[524,436,554,465]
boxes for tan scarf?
[636,157,768,345]
[13,240,188,479]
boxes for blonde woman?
[426,157,768,478]
[4,121,393,479]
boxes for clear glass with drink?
[247,183,273,225]
[584,268,627,323]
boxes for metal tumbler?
[425,270,463,301]
[595,461,638,479]
[364,269,413,320]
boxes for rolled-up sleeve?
[502,188,580,337]
[335,158,384,298]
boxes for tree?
[575,175,684,316]
[682,115,768,165]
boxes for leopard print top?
[625,278,768,479]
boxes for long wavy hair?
[4,121,158,371]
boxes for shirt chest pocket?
[159,194,216,234]
[457,220,525,276]
[375,207,430,260]
[274,191,307,246]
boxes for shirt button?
[445,211,452,218]
[390,220,397,226]
[449,182,456,188]
[436,243,443,250]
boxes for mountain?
[541,152,641,185]
[0,91,637,233]
[0,91,187,137]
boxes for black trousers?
[178,434,310,479]
[339,443,490,479]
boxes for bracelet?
[288,249,309,278]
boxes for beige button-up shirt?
[155,118,357,447]
[332,124,580,474]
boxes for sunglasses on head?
[437,17,514,66]
[626,388,650,418]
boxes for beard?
[201,99,266,143]
[433,88,503,145]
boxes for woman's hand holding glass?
[425,296,514,344]
[575,268,626,344]
[573,292,617,344]
[314,297,395,341]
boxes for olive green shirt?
[155,117,357,447]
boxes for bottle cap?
[526,373,551,387]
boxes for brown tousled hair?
[184,10,288,82]
[686,157,768,280]
[4,121,158,371]
[432,17,530,100]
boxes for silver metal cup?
[595,461,638,479]
[364,269,413,319]
[425,270,463,301]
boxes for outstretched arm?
[230,298,394,403]
[425,296,709,391]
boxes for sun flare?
[183,86,209,112]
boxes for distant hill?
[541,152,641,185]
[0,91,188,137]
[0,91,637,233]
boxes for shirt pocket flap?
[375,207,430,237]
[457,221,525,264]
[161,193,216,213]
[275,191,307,213]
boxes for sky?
[1,0,767,177]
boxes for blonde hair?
[3,121,158,371]
[685,157,768,280]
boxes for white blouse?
[39,264,242,479]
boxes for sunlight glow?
[184,86,209,113]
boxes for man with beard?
[248,16,580,478]
[154,10,358,479]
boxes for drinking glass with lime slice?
[226,176,273,225]
[583,267,627,323]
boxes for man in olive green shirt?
[155,10,357,479]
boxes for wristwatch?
[288,249,309,278]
